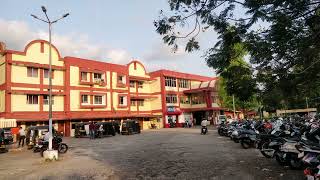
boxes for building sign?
[167,106,182,115]
[167,106,175,112]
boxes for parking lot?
[0,128,303,180]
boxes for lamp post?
[31,6,69,154]
[233,95,236,120]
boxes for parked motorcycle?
[217,122,227,136]
[240,130,258,149]
[33,135,68,157]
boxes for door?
[65,121,70,137]
[139,118,144,130]
[193,111,205,125]
[58,121,64,135]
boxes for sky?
[0,0,218,77]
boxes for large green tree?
[154,0,320,110]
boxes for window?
[178,79,190,88]
[44,69,54,79]
[137,100,144,106]
[81,95,88,104]
[165,77,176,87]
[138,81,143,88]
[43,95,54,105]
[27,95,38,104]
[211,95,219,103]
[94,95,103,104]
[191,94,205,105]
[130,100,136,106]
[180,95,190,104]
[27,67,38,77]
[118,75,126,84]
[130,80,135,88]
[94,73,102,81]
[119,96,127,106]
[81,72,87,81]
[166,94,177,104]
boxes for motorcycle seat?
[284,137,300,142]
[301,139,320,150]
[310,146,320,151]
[283,138,297,143]
[258,134,278,139]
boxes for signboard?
[167,106,175,112]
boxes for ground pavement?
[0,127,304,180]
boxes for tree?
[154,0,320,110]
[218,77,259,116]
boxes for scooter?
[201,126,208,135]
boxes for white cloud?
[0,18,214,76]
[106,49,133,64]
[0,18,132,64]
[143,42,186,62]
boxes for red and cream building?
[0,40,224,135]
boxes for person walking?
[89,122,95,139]
[18,127,26,148]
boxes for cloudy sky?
[0,0,218,76]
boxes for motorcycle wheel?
[218,130,223,136]
[289,155,303,170]
[33,148,40,153]
[40,148,46,157]
[241,139,251,149]
[58,143,68,154]
[275,151,288,166]
[260,142,273,158]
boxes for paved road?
[69,128,303,180]
[0,128,304,180]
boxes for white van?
[218,115,227,124]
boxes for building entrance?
[193,111,205,125]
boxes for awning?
[166,111,182,115]
[184,79,217,94]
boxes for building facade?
[0,40,223,136]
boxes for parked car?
[121,120,141,135]
[0,129,8,153]
[95,122,117,137]
[74,122,91,138]
[1,128,13,145]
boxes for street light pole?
[31,6,69,151]
[48,22,53,150]
[233,95,236,120]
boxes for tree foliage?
[154,0,320,111]
[218,77,259,112]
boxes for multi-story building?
[149,70,222,128]
[0,40,224,136]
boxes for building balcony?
[129,75,156,81]
[130,94,158,99]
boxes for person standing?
[89,122,95,139]
[18,127,26,148]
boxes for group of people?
[88,122,104,139]
[17,127,51,148]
